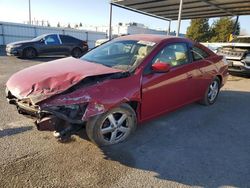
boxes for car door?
[140,42,198,120]
[60,35,77,54]
[190,45,215,99]
[41,34,63,55]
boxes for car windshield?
[31,34,47,41]
[81,39,156,71]
[231,37,250,43]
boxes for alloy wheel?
[208,80,219,102]
[100,112,130,144]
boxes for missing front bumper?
[6,89,86,139]
[35,115,60,131]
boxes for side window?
[60,35,74,44]
[152,43,189,67]
[44,35,60,45]
[192,46,209,61]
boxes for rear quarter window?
[192,46,209,61]
[61,35,79,44]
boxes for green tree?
[57,22,60,27]
[210,17,240,42]
[67,23,71,28]
[79,22,83,27]
[186,18,210,42]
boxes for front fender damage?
[33,74,141,141]
[40,74,141,122]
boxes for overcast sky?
[0,0,249,34]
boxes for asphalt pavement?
[0,55,249,188]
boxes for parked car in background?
[95,38,109,47]
[6,34,88,58]
[217,36,250,75]
[6,34,228,146]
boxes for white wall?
[111,25,168,35]
[0,21,106,48]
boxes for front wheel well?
[22,47,37,58]
[216,75,222,87]
[23,47,37,54]
[126,101,139,115]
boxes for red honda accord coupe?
[6,34,228,146]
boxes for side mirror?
[40,38,45,44]
[152,61,171,73]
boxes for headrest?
[138,46,148,56]
[175,52,186,61]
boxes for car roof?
[42,33,71,36]
[116,34,188,44]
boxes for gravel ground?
[0,55,249,188]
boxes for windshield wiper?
[110,71,130,79]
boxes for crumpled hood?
[6,57,122,104]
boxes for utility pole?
[29,0,31,24]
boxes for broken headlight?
[46,103,88,120]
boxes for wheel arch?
[216,74,223,87]
[126,100,140,119]
[72,46,82,52]
[23,46,38,55]
[82,99,141,122]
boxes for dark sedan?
[6,34,88,58]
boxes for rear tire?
[71,47,82,58]
[24,47,37,59]
[200,77,220,106]
[86,103,137,146]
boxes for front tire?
[86,104,137,146]
[71,47,82,58]
[24,47,37,59]
[200,77,220,106]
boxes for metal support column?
[176,0,183,37]
[233,15,239,35]
[109,3,113,40]
[85,31,89,43]
[1,24,5,45]
[34,26,37,37]
[167,20,171,35]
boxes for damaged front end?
[5,58,133,141]
[5,69,136,141]
[6,87,88,141]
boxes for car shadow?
[0,126,33,138]
[91,90,250,187]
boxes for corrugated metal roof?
[111,0,250,20]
